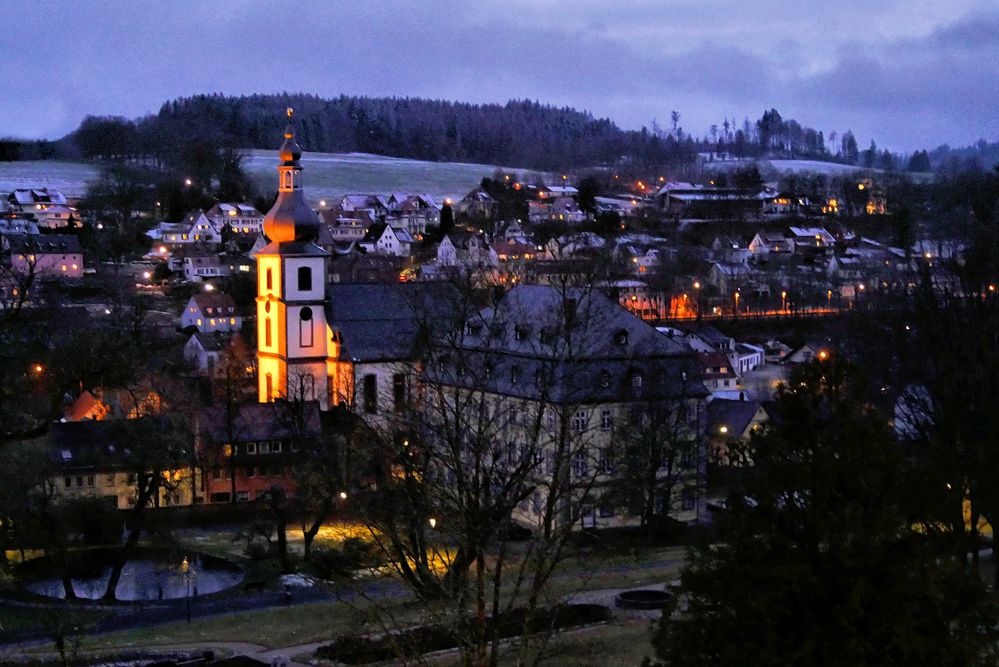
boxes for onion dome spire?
[262,107,320,243]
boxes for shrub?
[315,604,611,664]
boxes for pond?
[22,549,243,601]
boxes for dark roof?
[326,282,458,362]
[191,292,237,313]
[49,418,168,472]
[697,351,737,379]
[190,331,227,352]
[256,239,329,256]
[681,324,731,347]
[478,285,689,358]
[428,285,706,403]
[199,401,321,443]
[5,233,82,255]
[707,399,766,437]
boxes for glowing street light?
[143,271,152,280]
[319,200,327,208]
[184,178,193,187]
[339,491,348,500]
[33,364,43,374]
[204,283,215,292]
[428,517,438,529]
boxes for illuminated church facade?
[256,110,352,409]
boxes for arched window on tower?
[299,306,313,347]
[265,268,273,291]
[298,266,312,292]
[281,170,293,190]
[265,317,272,347]
[265,373,273,402]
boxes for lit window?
[197,318,202,326]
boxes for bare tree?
[344,269,702,666]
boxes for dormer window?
[600,370,611,388]
[515,326,527,341]
[614,329,629,346]
[631,372,643,389]
[511,365,521,385]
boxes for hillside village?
[1,114,997,664]
[0,121,973,518]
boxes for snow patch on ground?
[280,573,316,588]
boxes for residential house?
[180,292,242,333]
[33,204,79,230]
[195,401,321,504]
[207,203,264,236]
[748,231,793,257]
[697,350,739,393]
[707,262,755,294]
[784,341,831,364]
[437,231,489,268]
[361,223,413,257]
[710,236,750,264]
[787,226,836,254]
[706,399,770,464]
[50,419,195,509]
[391,194,438,235]
[681,324,735,353]
[182,248,232,282]
[3,233,83,279]
[657,182,772,219]
[548,197,585,224]
[184,331,228,376]
[455,189,496,219]
[6,188,69,213]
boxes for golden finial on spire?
[286,107,294,118]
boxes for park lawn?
[75,600,365,650]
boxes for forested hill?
[70,93,697,171]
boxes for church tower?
[256,109,331,408]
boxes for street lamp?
[781,290,787,314]
[184,178,193,187]
[428,517,437,529]
[180,555,192,622]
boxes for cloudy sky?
[2,0,996,151]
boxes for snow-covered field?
[243,149,539,202]
[0,160,101,196]
[0,151,539,202]
[704,158,883,177]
